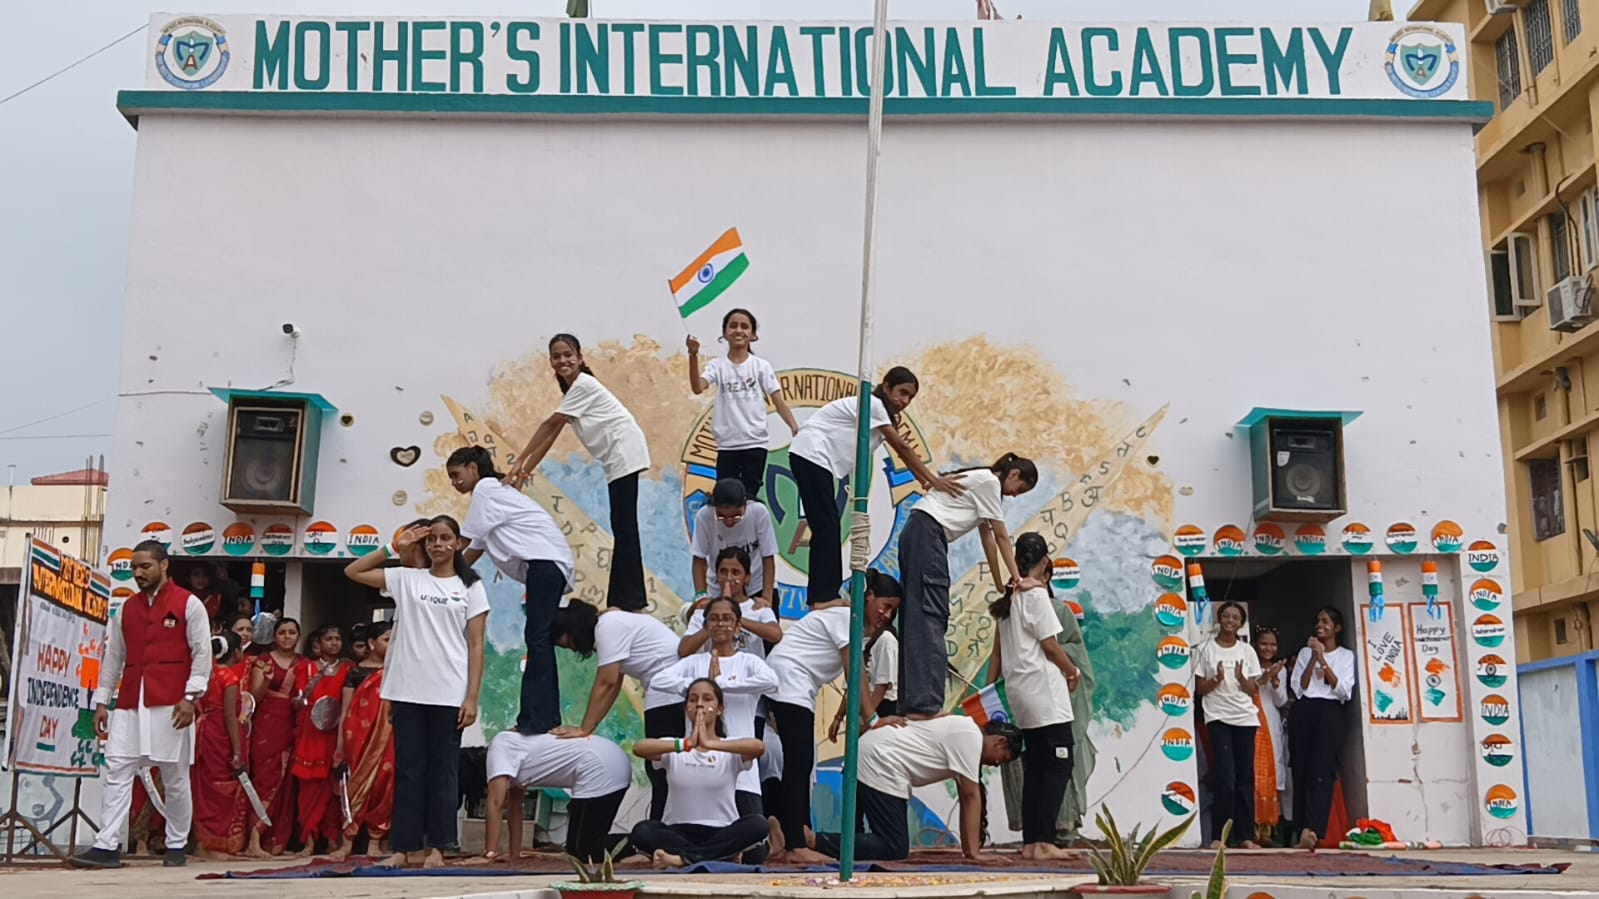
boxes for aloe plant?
[1191,821,1231,899]
[564,839,630,883]
[1086,806,1195,886]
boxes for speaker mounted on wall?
[215,390,330,516]
[1242,409,1354,523]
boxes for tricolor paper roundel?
[1386,522,1418,554]
[1252,523,1286,556]
[1151,555,1184,590]
[1481,734,1514,768]
[1157,683,1192,717]
[304,521,338,556]
[1341,523,1373,554]
[1156,636,1190,670]
[1469,579,1503,612]
[1213,525,1246,557]
[1173,525,1206,557]
[1476,654,1508,688]
[261,523,294,556]
[1431,520,1464,554]
[347,524,382,557]
[1480,693,1511,726]
[1161,728,1195,762]
[1485,784,1519,820]
[222,523,255,557]
[109,548,134,582]
[1472,614,1507,648]
[180,522,215,555]
[140,521,173,547]
[1051,558,1081,592]
[1153,593,1188,629]
[1161,782,1196,816]
[1294,524,1327,556]
[1467,540,1501,573]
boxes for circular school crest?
[1385,25,1460,99]
[155,17,230,90]
[678,368,930,613]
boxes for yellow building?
[1415,0,1599,662]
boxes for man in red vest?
[70,540,211,869]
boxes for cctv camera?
[282,323,301,338]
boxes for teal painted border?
[116,90,1494,124]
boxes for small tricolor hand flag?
[959,681,1013,728]
[670,228,749,319]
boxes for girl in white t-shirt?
[828,626,899,742]
[789,366,958,605]
[679,547,783,659]
[901,453,1038,719]
[505,334,650,612]
[987,532,1080,861]
[1194,601,1262,849]
[630,679,770,868]
[686,308,800,501]
[448,445,575,736]
[343,516,490,869]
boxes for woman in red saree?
[248,617,311,856]
[331,620,395,860]
[291,626,352,856]
[194,633,250,857]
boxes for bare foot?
[651,849,686,870]
[785,847,832,865]
[1241,840,1261,850]
[1020,844,1035,860]
[1207,840,1222,850]
[327,842,352,862]
[1030,843,1072,860]
[1297,829,1319,850]
[421,848,445,869]
[766,817,786,857]
[802,825,817,850]
[376,851,407,868]
[292,842,314,859]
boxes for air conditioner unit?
[1549,275,1595,332]
[1485,0,1517,12]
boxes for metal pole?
[839,0,890,883]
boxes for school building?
[101,12,1518,848]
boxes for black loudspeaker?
[221,402,322,514]
[1250,418,1346,521]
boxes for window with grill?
[1565,0,1582,43]
[1528,0,1556,75]
[1552,213,1573,280]
[1497,27,1523,109]
[1530,456,1566,541]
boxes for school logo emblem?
[1153,593,1188,629]
[304,521,338,556]
[1484,784,1519,820]
[1252,523,1286,556]
[1341,522,1373,554]
[222,523,255,557]
[156,17,230,90]
[108,548,134,582]
[1480,693,1510,726]
[1157,683,1192,716]
[1213,525,1246,557]
[1475,654,1508,688]
[1160,728,1194,762]
[1467,540,1500,573]
[1051,559,1081,592]
[1151,555,1184,590]
[261,523,294,556]
[678,369,931,617]
[1472,614,1506,648]
[1481,734,1514,768]
[1156,636,1190,670]
[347,524,383,557]
[1386,523,1418,554]
[180,522,216,556]
[1161,782,1196,816]
[1385,25,1460,99]
[1431,520,1464,554]
[1469,579,1503,611]
[1173,524,1206,557]
[1294,524,1327,556]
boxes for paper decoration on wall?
[1360,601,1412,724]
[1406,601,1462,722]
[139,521,173,547]
[1475,653,1508,688]
[1213,525,1246,557]
[1161,782,1197,815]
[1294,524,1327,555]
[180,522,216,555]
[1431,520,1464,553]
[1467,540,1501,573]
[1153,593,1187,629]
[1469,579,1503,611]
[222,523,256,557]
[1157,683,1192,717]
[1472,614,1507,648]
[1341,522,1373,554]
[1051,558,1080,591]
[1151,555,1183,590]
[108,548,133,582]
[1367,560,1385,621]
[347,524,382,556]
[1482,733,1514,768]
[1252,522,1286,555]
[250,562,265,600]
[1484,784,1519,820]
[261,523,294,556]
[390,445,421,467]
[1421,561,1439,616]
[1480,693,1510,726]
[304,521,338,556]
[1156,636,1190,669]
[1173,524,1206,557]
[1161,727,1195,761]
[1063,598,1085,621]
[419,410,435,426]
[1386,522,1418,554]
[1187,561,1210,624]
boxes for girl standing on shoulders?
[193,632,250,859]
[630,679,771,869]
[789,367,960,605]
[344,517,490,869]
[448,444,575,736]
[1194,601,1262,849]
[248,617,312,856]
[900,453,1037,719]
[332,620,396,861]
[686,308,799,500]
[1289,607,1355,850]
[1251,625,1291,846]
[291,626,352,857]
[506,334,650,611]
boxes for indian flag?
[959,681,1013,728]
[669,228,749,319]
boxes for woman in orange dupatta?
[1252,626,1291,845]
[331,621,395,860]
[291,626,352,856]
[248,617,312,856]
[194,633,250,857]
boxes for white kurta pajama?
[91,589,211,852]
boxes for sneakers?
[164,849,187,867]
[67,847,122,869]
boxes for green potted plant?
[1072,807,1197,896]
[552,839,643,899]
[1191,823,1229,899]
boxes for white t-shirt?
[655,749,751,826]
[999,588,1073,729]
[461,477,575,588]
[868,630,900,703]
[789,394,893,479]
[913,469,1004,542]
[381,568,491,706]
[595,610,683,710]
[691,502,779,600]
[1290,644,1357,702]
[486,731,632,800]
[651,651,779,794]
[556,373,651,482]
[858,716,984,799]
[704,355,781,451]
[685,599,780,660]
[767,606,851,710]
[1196,638,1264,727]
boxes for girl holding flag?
[686,308,799,500]
[506,334,650,611]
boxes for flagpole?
[839,0,890,884]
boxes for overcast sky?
[0,0,1380,480]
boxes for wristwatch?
[184,690,203,704]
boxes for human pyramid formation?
[69,308,1356,873]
